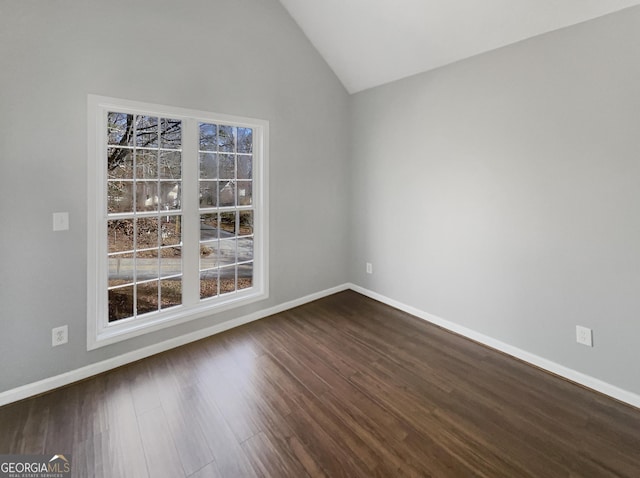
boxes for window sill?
[88,288,267,350]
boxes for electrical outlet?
[576,325,593,347]
[52,325,68,347]
[53,212,69,231]
[366,262,373,274]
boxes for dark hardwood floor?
[1,290,639,477]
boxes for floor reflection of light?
[191,335,264,430]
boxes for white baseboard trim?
[348,283,640,409]
[0,283,350,407]
[4,282,638,409]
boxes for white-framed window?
[87,95,268,350]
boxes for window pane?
[136,217,158,249]
[199,181,218,208]
[136,150,158,179]
[108,148,133,179]
[109,285,134,322]
[108,219,134,253]
[160,181,181,210]
[137,181,159,211]
[200,241,218,270]
[238,263,253,290]
[160,247,181,278]
[160,151,181,179]
[160,118,181,149]
[237,155,252,179]
[219,154,235,179]
[161,216,181,246]
[218,238,236,266]
[219,181,235,207]
[239,211,253,236]
[136,250,159,281]
[200,213,219,241]
[237,128,252,153]
[199,153,218,179]
[109,252,135,284]
[199,123,217,151]
[237,237,253,262]
[108,112,134,146]
[136,115,158,148]
[137,281,159,315]
[237,181,252,206]
[218,125,236,152]
[200,270,219,299]
[108,181,134,213]
[220,212,236,236]
[160,278,182,309]
[220,266,236,294]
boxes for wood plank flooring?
[1,290,639,477]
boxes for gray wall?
[0,0,350,392]
[2,0,639,400]
[350,8,640,395]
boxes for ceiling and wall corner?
[278,0,640,93]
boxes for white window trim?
[87,95,269,350]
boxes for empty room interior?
[2,0,640,476]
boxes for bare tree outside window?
[89,95,266,348]
[105,115,255,321]
[106,113,183,322]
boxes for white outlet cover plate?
[53,212,69,231]
[52,325,68,346]
[576,325,593,347]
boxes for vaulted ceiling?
[279,0,640,93]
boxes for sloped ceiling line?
[278,0,640,93]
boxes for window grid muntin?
[89,95,268,349]
[106,112,183,322]
[198,122,254,301]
